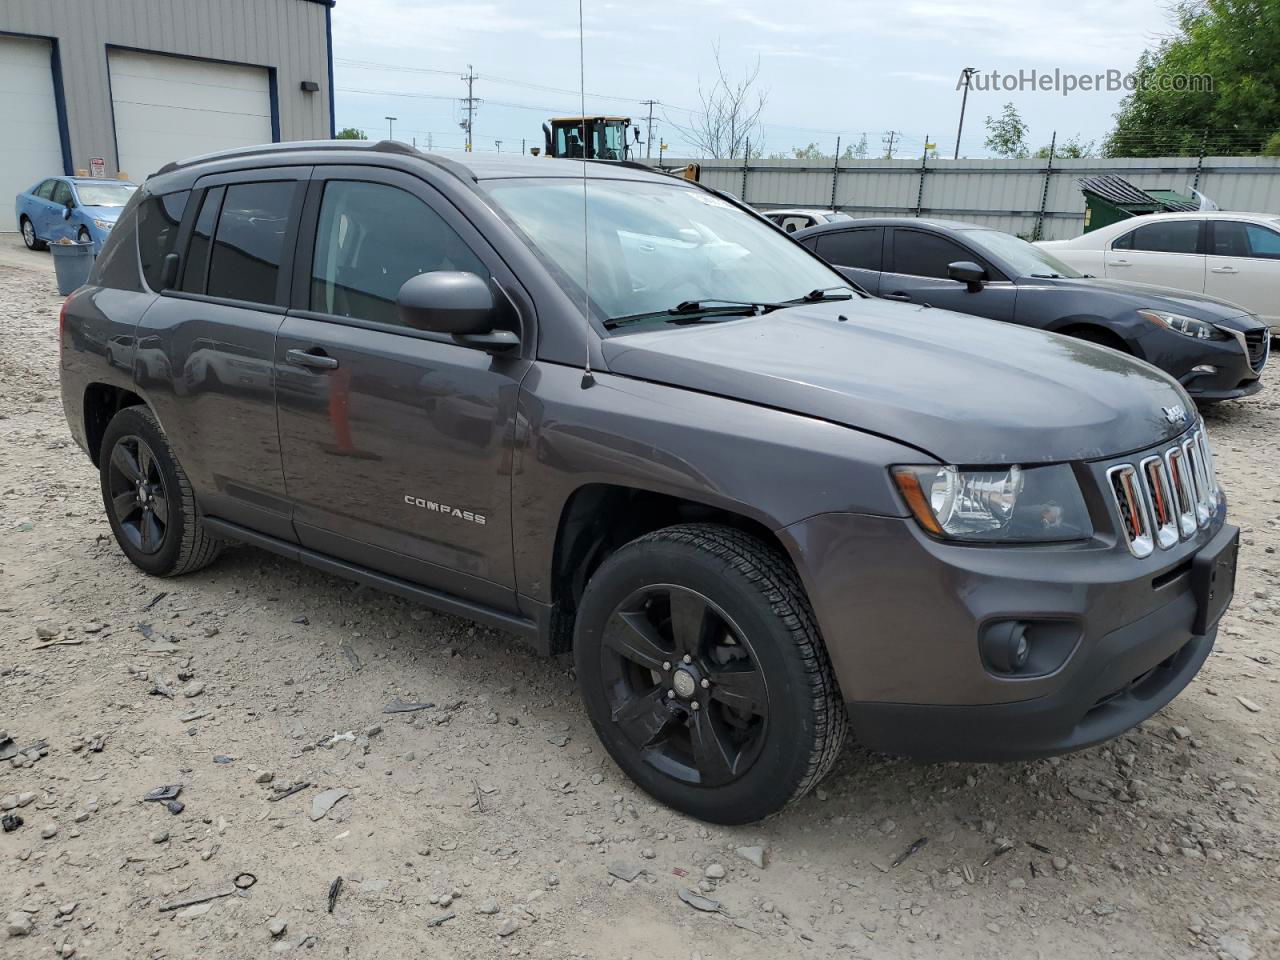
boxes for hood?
[601,299,1192,464]
[1036,275,1256,323]
[80,205,124,222]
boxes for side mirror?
[396,272,519,354]
[62,206,72,220]
[634,126,642,143]
[947,260,986,292]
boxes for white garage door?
[108,50,273,180]
[0,36,65,213]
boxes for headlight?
[1138,309,1227,340]
[891,463,1092,542]
[93,218,112,231]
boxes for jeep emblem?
[1162,404,1187,425]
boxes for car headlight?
[891,463,1092,542]
[1138,309,1227,340]
[93,218,112,231]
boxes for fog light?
[982,621,1030,674]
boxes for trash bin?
[49,240,95,296]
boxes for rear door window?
[309,179,486,327]
[206,181,299,306]
[816,228,882,271]
[1114,220,1202,254]
[136,190,191,291]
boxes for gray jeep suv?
[59,141,1238,823]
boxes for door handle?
[882,292,911,302]
[1107,259,1130,266]
[285,348,339,370]
[1211,266,1238,274]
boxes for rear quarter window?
[137,190,191,291]
[89,189,146,292]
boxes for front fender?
[512,362,919,603]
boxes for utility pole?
[883,130,899,159]
[385,116,397,140]
[427,132,433,151]
[460,64,479,152]
[495,140,502,155]
[954,67,976,159]
[641,99,658,159]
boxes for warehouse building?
[1,0,334,202]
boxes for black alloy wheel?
[105,435,170,555]
[600,584,769,787]
[574,524,846,824]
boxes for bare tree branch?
[666,44,768,159]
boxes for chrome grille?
[1244,329,1268,373]
[1109,425,1219,557]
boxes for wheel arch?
[545,482,795,654]
[1051,319,1133,353]
[83,382,147,466]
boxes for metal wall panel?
[0,0,331,180]
[653,156,1280,242]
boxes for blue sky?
[330,0,1178,158]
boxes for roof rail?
[149,138,478,185]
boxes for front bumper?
[780,495,1236,762]
[1139,325,1265,401]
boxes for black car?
[793,217,1269,402]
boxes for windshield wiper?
[1029,273,1064,279]
[604,299,785,330]
[791,285,856,303]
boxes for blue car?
[16,176,139,254]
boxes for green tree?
[1105,0,1280,157]
[848,134,869,159]
[1033,135,1096,158]
[336,127,367,140]
[984,103,1029,158]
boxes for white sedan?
[762,208,853,234]
[1038,212,1280,337]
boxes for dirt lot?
[1,234,1278,960]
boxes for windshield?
[962,229,1083,279]
[483,177,847,326]
[826,212,853,221]
[75,182,138,207]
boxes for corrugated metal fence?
[648,156,1280,240]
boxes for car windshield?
[826,212,853,221]
[483,177,848,327]
[962,229,1084,279]
[74,182,138,207]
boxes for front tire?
[99,406,222,577]
[20,217,45,250]
[76,226,92,245]
[574,523,846,824]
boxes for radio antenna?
[578,0,594,388]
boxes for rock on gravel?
[310,788,350,821]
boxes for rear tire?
[574,523,846,824]
[99,405,223,577]
[20,217,45,251]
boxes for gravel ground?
[1,233,1278,960]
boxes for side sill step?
[202,517,539,641]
